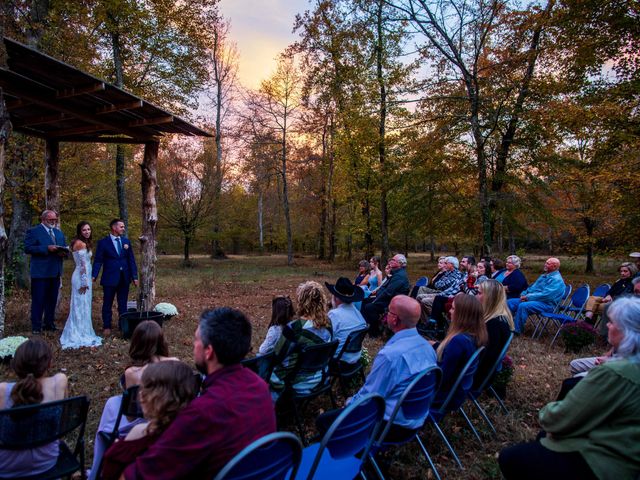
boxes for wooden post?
[138,141,159,311]
[44,139,60,214]
[0,91,11,338]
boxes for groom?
[93,219,138,335]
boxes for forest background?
[0,0,638,293]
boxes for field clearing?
[1,254,610,479]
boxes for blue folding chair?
[426,346,485,470]
[410,276,429,298]
[242,351,276,382]
[531,283,572,338]
[295,393,385,480]
[539,285,590,346]
[213,432,303,480]
[468,332,514,433]
[367,366,442,480]
[592,283,610,297]
[329,327,369,398]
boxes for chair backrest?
[570,285,591,309]
[0,395,89,449]
[555,284,573,313]
[242,352,276,382]
[415,276,428,288]
[110,385,144,439]
[433,346,485,413]
[377,366,441,444]
[335,327,369,360]
[291,341,339,376]
[592,283,610,297]
[474,332,514,394]
[213,432,303,480]
[306,394,385,478]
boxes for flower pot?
[119,311,164,339]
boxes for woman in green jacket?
[499,295,640,480]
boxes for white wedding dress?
[60,249,102,349]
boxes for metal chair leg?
[459,407,483,445]
[414,434,442,480]
[430,417,464,469]
[368,454,387,480]
[471,397,497,436]
[488,386,509,414]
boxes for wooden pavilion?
[0,36,212,310]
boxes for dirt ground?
[0,254,606,479]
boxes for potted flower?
[0,336,28,364]
[154,303,179,321]
[492,354,514,400]
[560,321,597,354]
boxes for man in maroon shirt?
[123,307,276,480]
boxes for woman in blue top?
[502,255,528,299]
[432,294,487,407]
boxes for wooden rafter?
[129,115,173,127]
[55,82,105,99]
[95,100,143,115]
[13,112,69,128]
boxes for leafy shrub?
[560,321,597,353]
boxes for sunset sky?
[219,0,310,90]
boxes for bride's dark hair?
[72,221,93,251]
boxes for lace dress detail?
[60,249,102,349]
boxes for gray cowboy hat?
[325,277,365,303]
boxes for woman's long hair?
[269,296,295,328]
[437,294,488,361]
[139,360,198,435]
[10,338,52,407]
[296,281,330,330]
[480,279,515,330]
[71,221,93,251]
[129,320,170,367]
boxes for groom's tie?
[116,237,122,256]
[49,228,56,245]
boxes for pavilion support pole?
[44,139,60,215]
[138,140,159,311]
[0,90,11,338]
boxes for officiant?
[24,209,68,334]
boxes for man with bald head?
[317,295,437,440]
[507,257,565,334]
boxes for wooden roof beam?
[6,98,31,110]
[56,82,105,99]
[0,69,157,141]
[96,100,144,115]
[58,136,148,144]
[51,124,109,137]
[14,112,69,128]
[129,115,173,127]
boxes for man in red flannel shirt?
[123,307,276,479]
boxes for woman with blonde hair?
[432,294,487,407]
[270,281,333,397]
[0,338,68,477]
[475,279,514,389]
[101,360,198,480]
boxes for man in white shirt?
[326,277,367,363]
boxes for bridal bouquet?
[0,336,28,361]
[154,302,179,318]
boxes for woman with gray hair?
[499,295,640,479]
[584,261,637,323]
[502,255,528,299]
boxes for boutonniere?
[123,243,129,250]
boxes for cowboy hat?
[325,277,365,303]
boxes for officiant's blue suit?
[24,224,67,332]
[93,235,138,329]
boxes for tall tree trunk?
[318,118,328,260]
[7,192,32,289]
[376,0,390,260]
[281,136,293,265]
[138,141,159,311]
[0,79,11,337]
[183,235,191,267]
[44,139,60,214]
[584,217,595,273]
[329,199,337,261]
[211,26,227,259]
[258,190,264,253]
[110,22,130,232]
[430,236,435,262]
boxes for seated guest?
[461,261,490,296]
[258,296,295,355]
[583,262,636,323]
[427,257,465,326]
[491,258,507,282]
[90,321,178,479]
[501,255,528,299]
[630,252,640,278]
[124,320,178,388]
[361,254,410,337]
[498,296,640,480]
[270,281,333,397]
[507,258,565,334]
[325,277,367,363]
[0,338,68,478]
[460,255,476,283]
[316,296,436,441]
[354,260,369,286]
[474,280,514,390]
[101,360,199,480]
[365,256,384,294]
[123,307,276,479]
[431,294,487,407]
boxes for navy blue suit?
[93,235,138,329]
[24,224,67,332]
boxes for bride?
[60,221,102,349]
